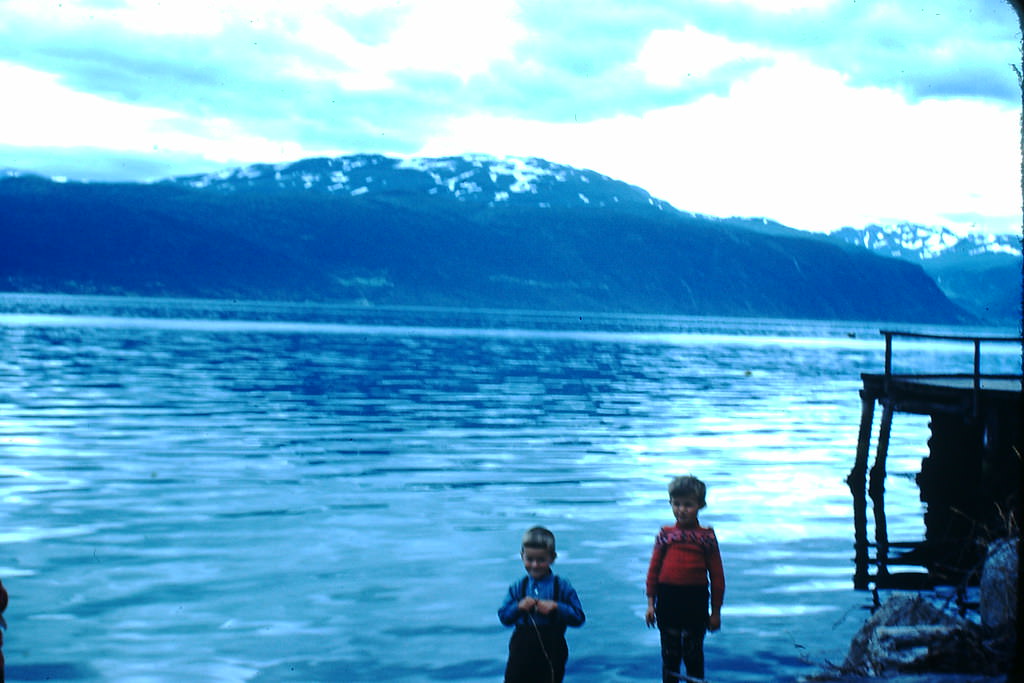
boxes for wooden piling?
[849,392,875,590]
[868,400,894,581]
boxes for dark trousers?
[1,579,6,683]
[655,584,708,682]
[504,623,568,683]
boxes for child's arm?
[708,610,721,631]
[533,578,585,626]
[644,533,667,626]
[498,583,530,625]
[706,530,725,632]
[518,596,538,613]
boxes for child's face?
[521,546,554,580]
[670,495,702,527]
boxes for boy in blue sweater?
[498,527,585,683]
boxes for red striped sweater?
[645,524,725,610]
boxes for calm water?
[1,295,1019,682]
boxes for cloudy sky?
[1,0,1021,235]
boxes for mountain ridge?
[830,222,1020,260]
[0,154,1000,325]
[164,154,675,212]
[828,223,1021,324]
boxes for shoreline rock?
[841,593,988,677]
[807,536,1018,681]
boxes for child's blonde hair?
[668,475,707,508]
[521,526,557,557]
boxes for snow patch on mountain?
[165,153,672,212]
[831,223,1021,260]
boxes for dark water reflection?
[1,296,1019,682]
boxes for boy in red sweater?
[645,476,725,683]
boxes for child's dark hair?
[668,475,707,508]
[521,526,557,557]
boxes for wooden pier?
[847,330,1022,593]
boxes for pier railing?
[879,329,1022,416]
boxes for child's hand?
[534,600,558,615]
[518,597,538,612]
[644,606,656,627]
[708,612,721,632]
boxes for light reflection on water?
[0,296,1019,682]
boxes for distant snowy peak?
[166,154,671,211]
[831,223,1021,259]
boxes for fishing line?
[527,611,556,683]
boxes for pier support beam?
[868,401,894,581]
[849,392,876,590]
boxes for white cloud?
[283,0,527,89]
[702,0,836,12]
[0,62,329,164]
[383,0,525,80]
[416,58,1021,233]
[3,0,236,36]
[634,26,774,84]
[6,0,526,82]
[0,1,1018,234]
[286,20,396,91]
